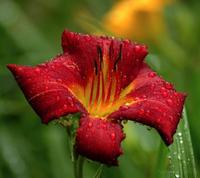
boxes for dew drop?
[148,72,156,78]
[150,84,155,89]
[142,95,147,99]
[167,99,173,105]
[121,105,129,110]
[135,45,141,52]
[111,132,116,140]
[67,97,74,106]
[139,109,144,115]
[174,92,179,96]
[165,82,173,90]
[88,122,93,128]
[163,112,166,117]
[156,79,160,82]
[177,132,182,137]
[57,78,62,82]
[56,96,60,101]
[161,87,165,91]
[102,123,107,129]
[162,91,168,97]
[123,75,127,80]
[175,174,180,178]
[35,68,40,72]
[178,154,181,160]
[169,115,173,121]
[134,97,140,101]
[52,65,55,69]
[67,96,73,102]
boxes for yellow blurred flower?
[103,0,173,42]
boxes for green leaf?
[168,107,197,178]
[93,164,103,178]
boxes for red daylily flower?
[7,30,186,166]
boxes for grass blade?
[168,107,197,178]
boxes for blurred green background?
[0,0,199,178]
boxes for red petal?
[75,115,125,165]
[7,55,86,123]
[62,30,147,88]
[62,30,148,116]
[109,64,186,145]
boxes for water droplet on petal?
[67,96,74,106]
[162,91,168,97]
[148,72,156,78]
[139,109,144,115]
[150,84,155,89]
[56,96,60,101]
[102,123,107,129]
[169,115,173,121]
[156,79,160,82]
[165,82,173,90]
[35,68,40,72]
[161,87,165,91]
[174,93,179,96]
[142,95,147,99]
[134,97,140,101]
[123,75,127,80]
[52,65,55,69]
[121,105,129,110]
[57,78,62,82]
[88,122,93,128]
[111,132,116,140]
[167,99,173,105]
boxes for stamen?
[89,75,95,107]
[114,44,122,71]
[69,42,135,117]
[97,46,103,69]
[94,60,98,75]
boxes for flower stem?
[153,141,168,178]
[73,154,85,178]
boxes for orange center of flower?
[68,48,135,118]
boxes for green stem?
[73,154,85,178]
[153,141,168,178]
